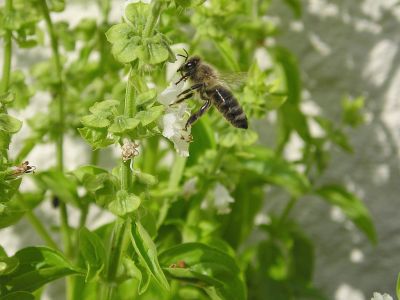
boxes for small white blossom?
[182,177,198,198]
[158,80,192,157]
[201,183,235,215]
[213,183,235,214]
[371,292,393,300]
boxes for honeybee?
[172,50,248,130]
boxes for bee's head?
[177,56,201,75]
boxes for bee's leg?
[175,74,189,85]
[177,83,204,98]
[185,99,211,130]
[169,92,194,106]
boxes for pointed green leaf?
[81,114,110,129]
[0,247,81,294]
[135,106,164,126]
[123,257,150,295]
[130,222,169,291]
[108,116,140,134]
[79,227,106,282]
[160,243,246,300]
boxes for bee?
[172,50,248,130]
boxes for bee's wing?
[218,72,248,90]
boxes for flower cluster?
[158,80,192,157]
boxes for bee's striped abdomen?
[206,85,248,129]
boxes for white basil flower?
[158,80,192,157]
[213,183,235,214]
[371,292,393,300]
[201,183,234,215]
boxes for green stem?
[16,194,59,250]
[279,196,298,223]
[39,0,64,171]
[103,69,136,300]
[143,1,164,38]
[168,155,186,189]
[103,218,131,300]
[1,0,13,112]
[39,2,72,299]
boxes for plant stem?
[103,69,136,300]
[39,1,72,299]
[103,217,131,300]
[0,0,13,113]
[103,2,167,297]
[168,155,186,189]
[143,1,164,38]
[279,196,298,223]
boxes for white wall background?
[1,0,399,299]
[268,0,400,299]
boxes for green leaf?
[79,228,106,282]
[137,89,157,106]
[342,96,365,128]
[34,170,79,207]
[122,257,149,295]
[273,47,301,105]
[108,190,141,217]
[159,243,246,300]
[114,37,141,63]
[89,100,120,116]
[108,116,140,134]
[0,247,81,294]
[130,222,169,291]
[0,292,34,300]
[48,0,65,12]
[148,43,169,65]
[105,23,133,43]
[81,114,110,129]
[265,92,287,110]
[72,165,108,183]
[289,231,314,283]
[0,92,15,104]
[0,114,22,134]
[135,171,158,186]
[315,185,377,244]
[135,106,164,126]
[78,127,116,150]
[0,257,19,276]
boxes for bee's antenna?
[177,49,189,62]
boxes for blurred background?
[1,0,399,299]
